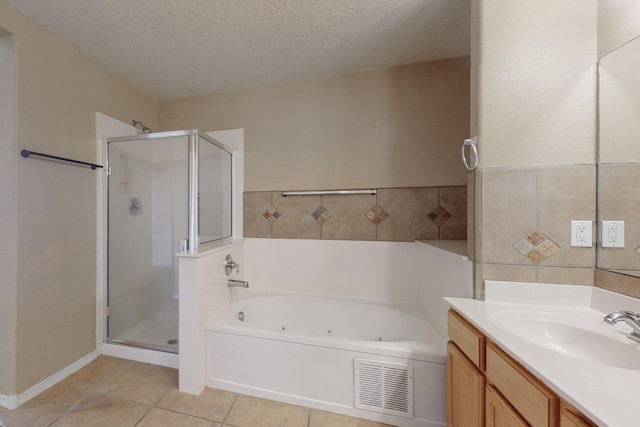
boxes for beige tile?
[537,166,596,268]
[473,170,483,263]
[272,192,321,239]
[137,407,219,427]
[439,186,467,240]
[50,393,149,427]
[376,187,439,241]
[97,363,178,405]
[309,409,392,427]
[225,395,309,427]
[536,267,594,286]
[243,192,273,238]
[473,262,484,300]
[480,169,537,265]
[480,263,537,284]
[156,387,235,422]
[466,173,475,260]
[57,355,135,392]
[1,383,85,427]
[321,194,377,240]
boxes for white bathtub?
[205,293,447,427]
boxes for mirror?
[598,35,640,277]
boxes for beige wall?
[159,57,470,191]
[598,0,640,58]
[0,32,17,399]
[471,0,598,295]
[0,1,157,395]
[473,0,597,169]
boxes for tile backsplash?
[244,186,467,242]
[472,165,597,296]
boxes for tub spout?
[228,279,249,288]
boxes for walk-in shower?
[105,130,232,353]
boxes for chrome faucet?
[603,310,640,343]
[228,279,249,288]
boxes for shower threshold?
[107,338,178,354]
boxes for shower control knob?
[224,254,240,275]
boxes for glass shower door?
[107,135,189,353]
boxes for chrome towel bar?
[282,189,376,196]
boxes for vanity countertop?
[446,281,640,427]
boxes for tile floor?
[0,356,392,427]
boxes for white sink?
[490,309,640,370]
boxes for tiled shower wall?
[244,186,466,241]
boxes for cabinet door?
[485,385,528,427]
[560,401,597,427]
[486,342,558,427]
[448,342,485,427]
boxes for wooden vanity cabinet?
[447,310,485,427]
[447,309,597,427]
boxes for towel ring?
[461,136,478,171]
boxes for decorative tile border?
[312,206,332,224]
[366,205,389,225]
[244,186,467,242]
[513,230,560,265]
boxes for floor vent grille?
[354,358,413,418]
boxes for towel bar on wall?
[282,189,376,196]
[21,149,103,170]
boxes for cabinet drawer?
[448,309,485,369]
[486,342,559,427]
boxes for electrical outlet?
[571,220,592,247]
[602,220,625,248]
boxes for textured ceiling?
[3,0,470,100]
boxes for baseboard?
[0,351,97,409]
[101,343,178,369]
[0,393,17,410]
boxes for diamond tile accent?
[366,205,389,225]
[427,205,452,226]
[513,230,560,265]
[312,206,332,224]
[262,205,280,222]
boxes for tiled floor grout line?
[218,392,238,427]
[132,401,154,427]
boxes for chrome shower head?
[132,119,152,134]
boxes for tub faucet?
[603,310,640,343]
[228,279,249,288]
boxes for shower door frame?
[104,129,232,353]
